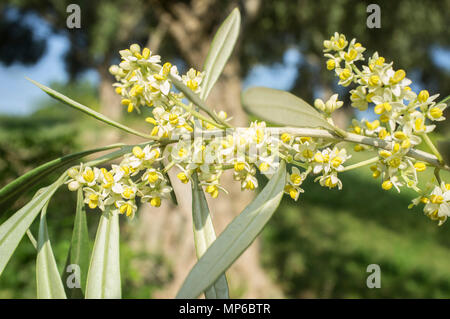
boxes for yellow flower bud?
[259,162,270,172]
[289,188,299,200]
[290,174,303,185]
[381,180,393,190]
[326,59,336,70]
[281,133,291,143]
[177,172,189,184]
[142,48,150,59]
[368,75,380,86]
[429,107,443,119]
[390,69,406,84]
[150,197,161,207]
[145,117,157,125]
[127,103,134,113]
[147,171,159,184]
[82,168,95,183]
[132,146,144,159]
[121,99,131,106]
[344,49,358,62]
[339,69,351,80]
[130,43,141,54]
[414,162,427,172]
[122,188,135,199]
[418,90,429,103]
[393,131,407,140]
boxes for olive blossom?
[63,34,449,226]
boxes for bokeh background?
[0,0,449,298]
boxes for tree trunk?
[98,67,122,121]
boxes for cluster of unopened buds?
[66,34,449,225]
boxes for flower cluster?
[66,38,448,226]
[410,182,450,225]
[324,32,449,224]
[109,44,206,138]
[66,144,171,218]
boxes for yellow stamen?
[281,133,291,143]
[150,197,161,207]
[382,180,393,190]
[418,90,429,103]
[429,107,443,119]
[147,171,159,183]
[430,195,444,204]
[390,69,406,84]
[132,146,145,159]
[290,173,302,185]
[414,162,426,172]
[326,59,336,70]
[177,172,189,184]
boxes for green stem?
[422,133,444,164]
[341,156,379,172]
[163,161,176,173]
[168,95,226,129]
[351,64,364,77]
[438,95,450,105]
[26,229,37,250]
[277,152,308,169]
[434,167,442,185]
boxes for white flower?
[423,183,450,225]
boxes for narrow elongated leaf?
[169,76,225,126]
[164,171,179,206]
[0,174,67,276]
[177,161,286,298]
[85,210,121,299]
[27,78,153,139]
[191,173,229,299]
[242,87,335,130]
[36,201,67,299]
[63,188,90,298]
[0,143,123,207]
[187,12,242,295]
[200,8,240,100]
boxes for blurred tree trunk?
[131,0,283,298]
[98,66,122,120]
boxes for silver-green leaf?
[0,174,67,276]
[27,78,153,140]
[242,86,335,130]
[85,210,121,299]
[200,8,240,100]
[63,188,90,298]
[191,173,229,299]
[177,161,286,299]
[36,201,67,299]
[0,143,123,207]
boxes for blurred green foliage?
[261,155,450,298]
[0,81,172,298]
